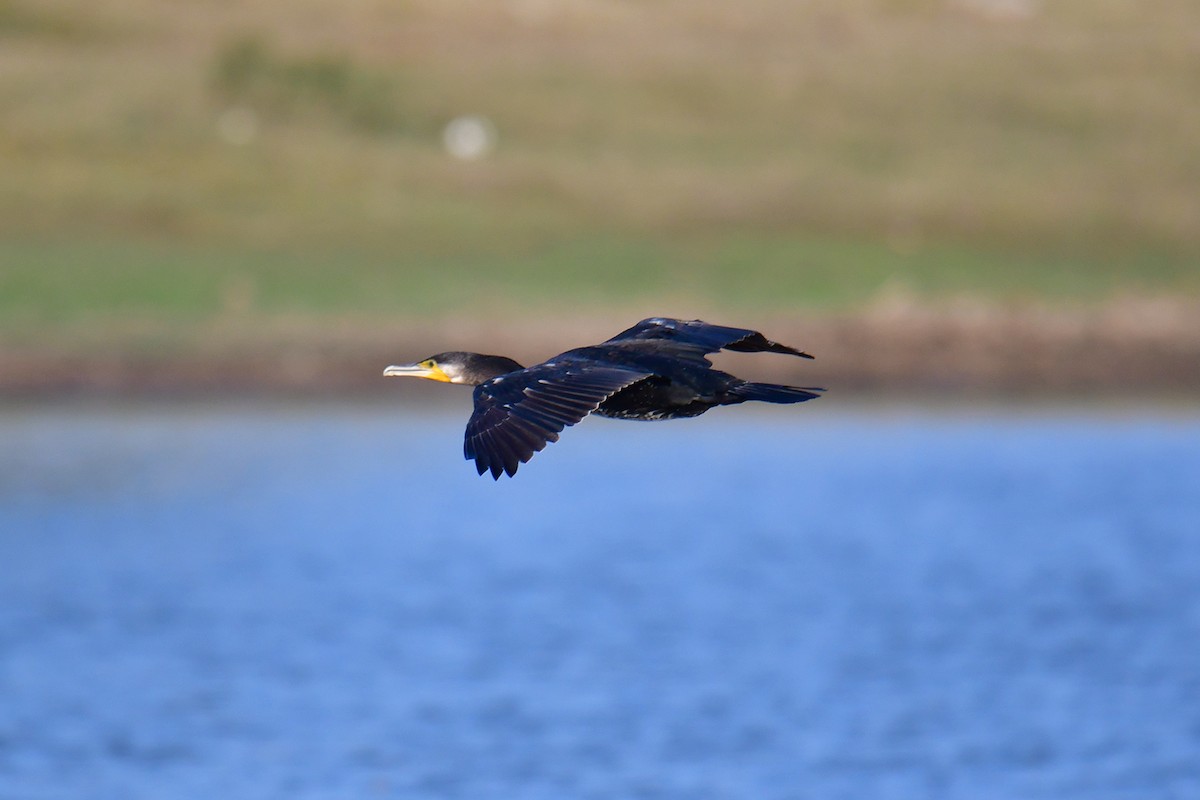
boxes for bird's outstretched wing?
[465,361,650,479]
[604,317,814,362]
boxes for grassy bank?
[2,0,1198,392]
[3,235,1195,331]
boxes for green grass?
[3,234,1193,330]
[1,0,1198,337]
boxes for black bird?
[383,317,823,479]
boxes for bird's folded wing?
[604,317,813,360]
[465,362,649,479]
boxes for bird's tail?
[728,382,824,404]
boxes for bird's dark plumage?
[384,318,823,479]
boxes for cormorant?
[384,317,823,479]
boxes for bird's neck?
[468,355,525,385]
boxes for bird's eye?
[421,360,435,368]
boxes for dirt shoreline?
[4,298,1198,400]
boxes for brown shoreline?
[3,298,1198,400]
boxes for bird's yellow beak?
[382,362,452,382]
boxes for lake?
[2,402,1199,799]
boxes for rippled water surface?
[2,403,1199,799]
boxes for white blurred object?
[951,0,1038,21]
[442,115,497,161]
[216,107,259,146]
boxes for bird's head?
[383,352,523,386]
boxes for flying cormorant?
[383,317,823,479]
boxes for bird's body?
[384,318,823,479]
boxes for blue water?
[1,403,1199,800]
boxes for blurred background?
[3,2,1200,799]
[1,0,1197,395]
